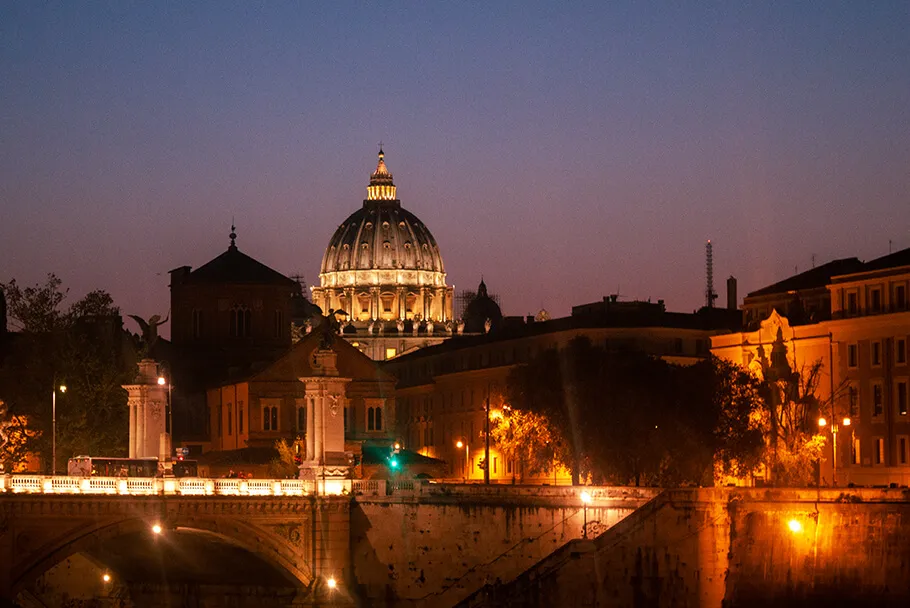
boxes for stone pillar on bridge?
[298,348,352,485]
[122,359,168,460]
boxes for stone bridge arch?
[0,495,350,602]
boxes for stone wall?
[458,487,910,607]
[349,484,657,606]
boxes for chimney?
[727,276,738,311]
[169,266,192,288]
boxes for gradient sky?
[2,2,908,335]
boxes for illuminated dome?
[312,149,454,325]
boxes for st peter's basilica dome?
[311,150,454,325]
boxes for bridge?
[0,475,656,606]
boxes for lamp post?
[456,440,469,483]
[818,416,851,486]
[158,375,173,457]
[52,384,66,474]
[580,491,592,539]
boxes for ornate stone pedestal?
[298,349,352,486]
[122,359,169,460]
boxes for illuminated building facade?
[204,329,397,476]
[384,301,739,483]
[712,247,910,486]
[311,149,455,360]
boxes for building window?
[900,436,909,466]
[367,403,384,431]
[848,386,859,417]
[873,383,884,417]
[193,309,204,339]
[870,288,882,313]
[872,341,882,367]
[274,310,284,338]
[847,291,858,315]
[227,403,233,436]
[385,347,397,360]
[896,284,907,310]
[344,406,349,432]
[217,406,223,437]
[297,405,306,432]
[875,438,885,465]
[848,343,858,368]
[852,436,860,465]
[263,405,279,431]
[230,305,251,338]
[897,339,907,365]
[238,403,244,434]
[897,381,908,416]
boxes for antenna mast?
[705,240,718,308]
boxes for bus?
[67,456,198,478]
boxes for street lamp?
[158,375,173,454]
[818,416,852,486]
[52,384,66,475]
[456,440,469,483]
[580,491,592,539]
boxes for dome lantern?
[367,148,397,201]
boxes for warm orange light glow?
[580,491,592,505]
[817,417,827,427]
[102,573,111,583]
[59,385,67,393]
[151,524,163,535]
[394,442,401,450]
[158,376,166,386]
[456,440,464,449]
[843,417,851,426]
[787,519,802,533]
[326,577,337,590]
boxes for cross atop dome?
[368,146,397,201]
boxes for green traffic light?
[389,458,399,469]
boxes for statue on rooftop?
[128,311,169,357]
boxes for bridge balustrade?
[0,475,348,497]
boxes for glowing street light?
[818,416,852,486]
[158,375,173,447]
[52,384,66,475]
[102,573,111,583]
[326,576,337,590]
[787,519,803,534]
[581,491,592,539]
[151,524,163,535]
[456,440,469,482]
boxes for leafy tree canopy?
[0,275,132,472]
[506,337,769,487]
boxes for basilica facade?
[310,149,456,360]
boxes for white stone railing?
[0,475,660,504]
[0,475,350,497]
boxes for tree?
[751,334,838,486]
[506,337,716,486]
[2,274,68,333]
[0,276,133,472]
[268,439,299,479]
[709,357,766,481]
[506,338,771,488]
[491,406,564,481]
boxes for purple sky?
[2,2,908,335]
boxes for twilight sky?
[2,2,908,333]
